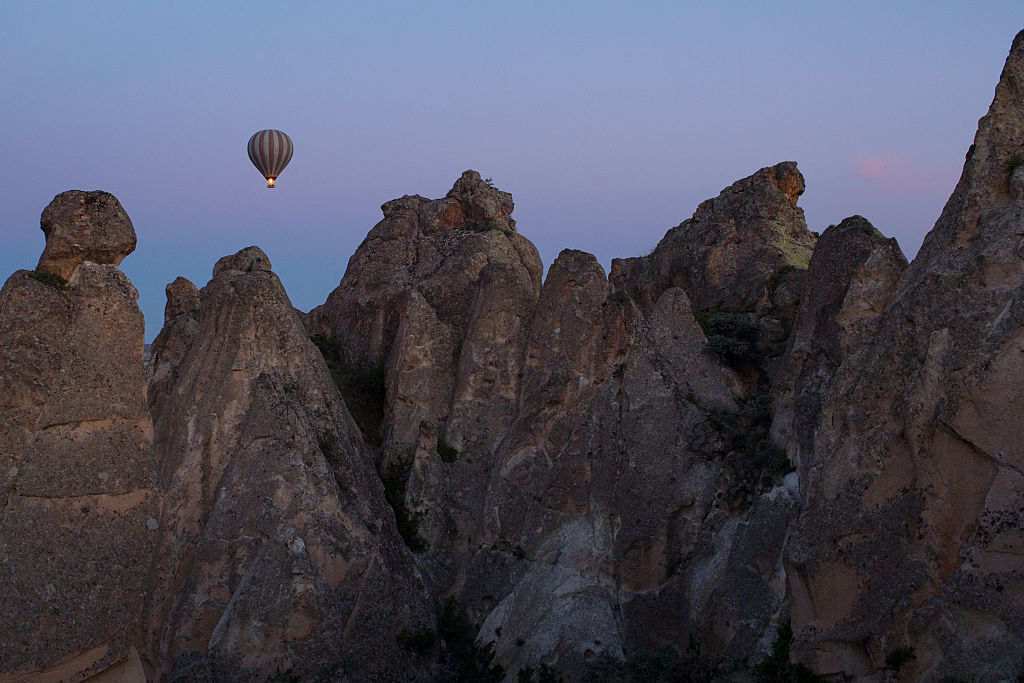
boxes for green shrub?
[381,454,428,553]
[756,620,821,682]
[694,303,724,332]
[611,288,631,304]
[709,392,793,511]
[765,264,801,295]
[436,597,504,682]
[584,640,712,682]
[28,269,69,290]
[437,437,458,463]
[703,312,762,366]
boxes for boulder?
[36,190,136,279]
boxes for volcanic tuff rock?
[610,161,816,319]
[785,30,1024,679]
[312,168,812,677]
[771,215,908,470]
[0,194,158,680]
[4,30,1024,683]
[307,170,543,587]
[469,249,795,676]
[144,246,433,680]
[36,190,137,279]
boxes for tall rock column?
[0,191,160,680]
[144,246,433,681]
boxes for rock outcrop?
[312,169,812,677]
[144,246,433,680]
[0,193,158,680]
[468,249,796,677]
[4,30,1024,683]
[307,170,543,589]
[771,215,907,470]
[611,161,815,320]
[36,190,137,280]
[785,30,1024,680]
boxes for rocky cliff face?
[784,30,1024,680]
[144,246,432,681]
[0,192,159,680]
[2,30,1024,683]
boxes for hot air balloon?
[247,129,293,188]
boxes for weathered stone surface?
[786,30,1024,680]
[307,170,541,371]
[611,162,815,317]
[771,215,907,471]
[465,250,795,677]
[307,171,542,590]
[144,247,433,680]
[163,276,199,324]
[0,201,159,679]
[36,190,136,279]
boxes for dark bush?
[28,269,69,290]
[398,629,437,656]
[703,312,762,366]
[437,437,458,463]
[381,454,428,553]
[584,640,712,682]
[435,597,504,682]
[756,620,821,682]
[885,646,916,677]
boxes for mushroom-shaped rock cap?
[212,246,272,278]
[164,276,200,323]
[36,190,136,279]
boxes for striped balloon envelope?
[247,129,293,188]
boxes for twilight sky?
[1,3,1020,340]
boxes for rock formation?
[611,161,815,320]
[0,191,159,680]
[2,30,1023,683]
[144,246,433,680]
[784,30,1024,680]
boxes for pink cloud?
[849,154,955,194]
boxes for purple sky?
[1,4,1020,340]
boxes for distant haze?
[1,3,1019,340]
